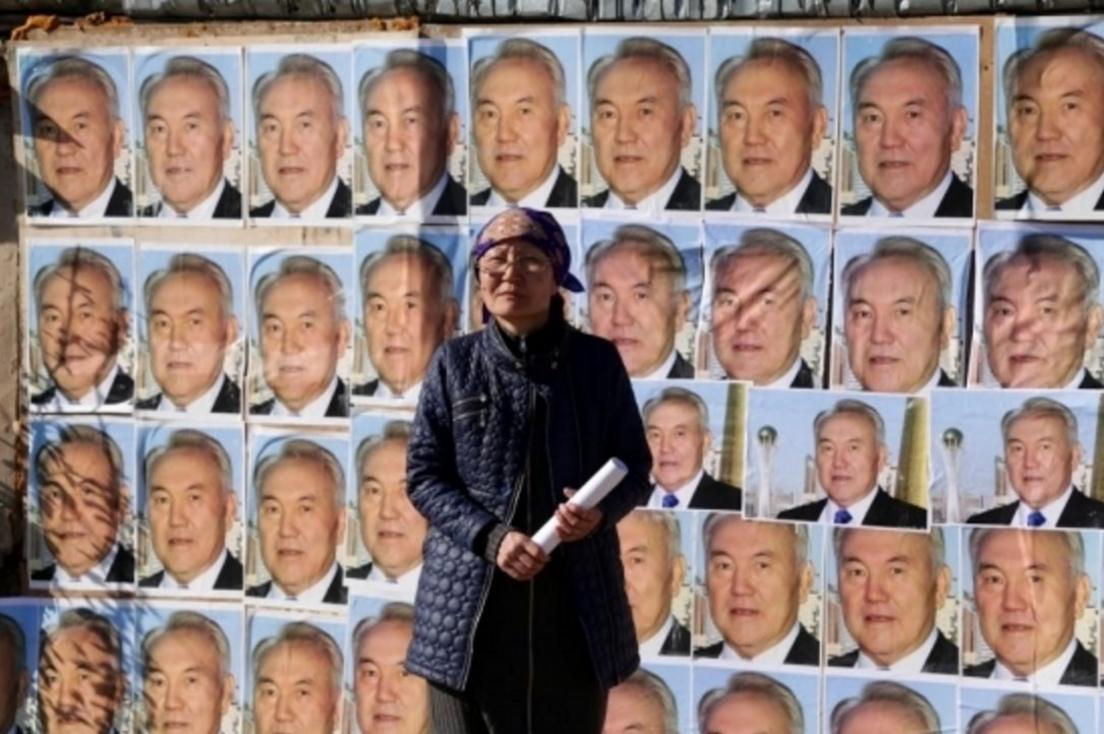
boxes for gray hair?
[814,399,886,447]
[359,48,454,125]
[1001,396,1079,450]
[26,55,121,122]
[843,236,953,316]
[253,438,346,508]
[698,672,803,734]
[1003,27,1104,115]
[641,386,709,434]
[0,612,26,674]
[34,424,125,508]
[42,608,122,674]
[145,428,234,499]
[359,235,456,310]
[351,601,415,655]
[251,621,343,698]
[835,526,946,575]
[140,55,231,124]
[141,610,232,680]
[255,254,347,326]
[969,527,1086,580]
[254,53,344,124]
[714,37,824,118]
[617,668,679,734]
[144,252,234,321]
[831,680,941,734]
[621,508,682,564]
[966,693,1079,734]
[703,514,809,568]
[472,37,566,110]
[355,420,413,477]
[34,246,127,314]
[984,234,1101,313]
[585,224,688,295]
[588,37,693,110]
[711,228,814,303]
[850,36,964,113]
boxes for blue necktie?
[834,508,853,525]
[661,494,679,509]
[1027,511,1046,528]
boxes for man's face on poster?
[645,399,709,491]
[701,691,794,734]
[1004,411,1081,511]
[815,411,886,508]
[354,619,429,734]
[616,512,684,643]
[144,627,233,734]
[38,624,123,734]
[358,439,426,580]
[253,639,339,734]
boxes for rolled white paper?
[532,458,629,554]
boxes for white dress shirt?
[267,561,340,604]
[733,168,814,216]
[47,178,119,219]
[1012,485,1074,529]
[993,635,1078,686]
[372,378,423,403]
[604,166,685,215]
[856,625,939,673]
[271,176,339,219]
[867,170,955,219]
[366,562,422,597]
[761,356,804,390]
[158,178,227,220]
[486,165,561,208]
[1061,368,1092,391]
[1022,170,1104,219]
[377,172,449,218]
[719,621,801,666]
[53,543,120,586]
[637,349,679,381]
[39,363,123,412]
[647,468,703,509]
[155,373,228,415]
[638,616,676,658]
[818,486,880,525]
[270,375,340,419]
[158,549,232,591]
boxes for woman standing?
[405,207,652,733]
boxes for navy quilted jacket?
[405,317,652,691]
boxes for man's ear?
[949,105,968,155]
[443,299,461,339]
[1084,304,1103,351]
[800,297,817,340]
[1074,572,1091,620]
[670,553,686,598]
[675,290,690,333]
[112,118,125,160]
[223,315,240,352]
[220,674,235,716]
[334,116,349,160]
[798,562,813,605]
[337,318,352,357]
[940,306,956,350]
[447,112,460,154]
[679,104,697,149]
[224,490,239,530]
[220,119,235,163]
[810,104,828,151]
[876,444,888,475]
[934,563,951,611]
[556,104,571,148]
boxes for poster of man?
[603,666,691,734]
[838,28,978,220]
[468,32,579,210]
[133,48,244,221]
[706,29,838,217]
[826,678,955,734]
[19,48,135,220]
[0,602,38,734]
[961,689,1097,734]
[694,669,818,734]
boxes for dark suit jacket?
[937,369,956,387]
[966,487,1104,529]
[32,545,136,584]
[777,488,927,529]
[667,352,694,379]
[32,370,134,407]
[1080,369,1104,389]
[705,170,833,215]
[996,188,1104,212]
[139,550,243,590]
[139,180,242,219]
[842,174,974,218]
[583,168,701,210]
[346,560,374,579]
[358,174,468,217]
[251,178,352,218]
[658,618,690,656]
[470,167,578,209]
[964,641,1098,687]
[828,630,959,675]
[791,358,816,388]
[352,378,379,397]
[694,624,819,666]
[30,178,133,218]
[250,378,348,418]
[135,375,241,414]
[246,565,347,605]
[687,472,743,511]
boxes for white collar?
[46,363,122,411]
[636,348,679,381]
[761,355,804,390]
[1012,485,1074,529]
[638,615,676,659]
[366,562,422,594]
[48,178,118,219]
[157,548,231,591]
[604,166,685,214]
[733,168,814,216]
[373,378,423,403]
[156,373,227,415]
[857,624,939,673]
[54,543,119,586]
[868,170,954,219]
[267,561,340,604]
[487,165,562,208]
[647,468,704,510]
[158,177,227,220]
[1060,367,1090,391]
[819,486,880,525]
[272,176,339,220]
[1025,169,1104,218]
[920,366,945,392]
[719,621,801,666]
[377,171,449,218]
[993,635,1078,685]
[271,374,339,419]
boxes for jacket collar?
[483,299,570,375]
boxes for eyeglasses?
[478,252,551,276]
